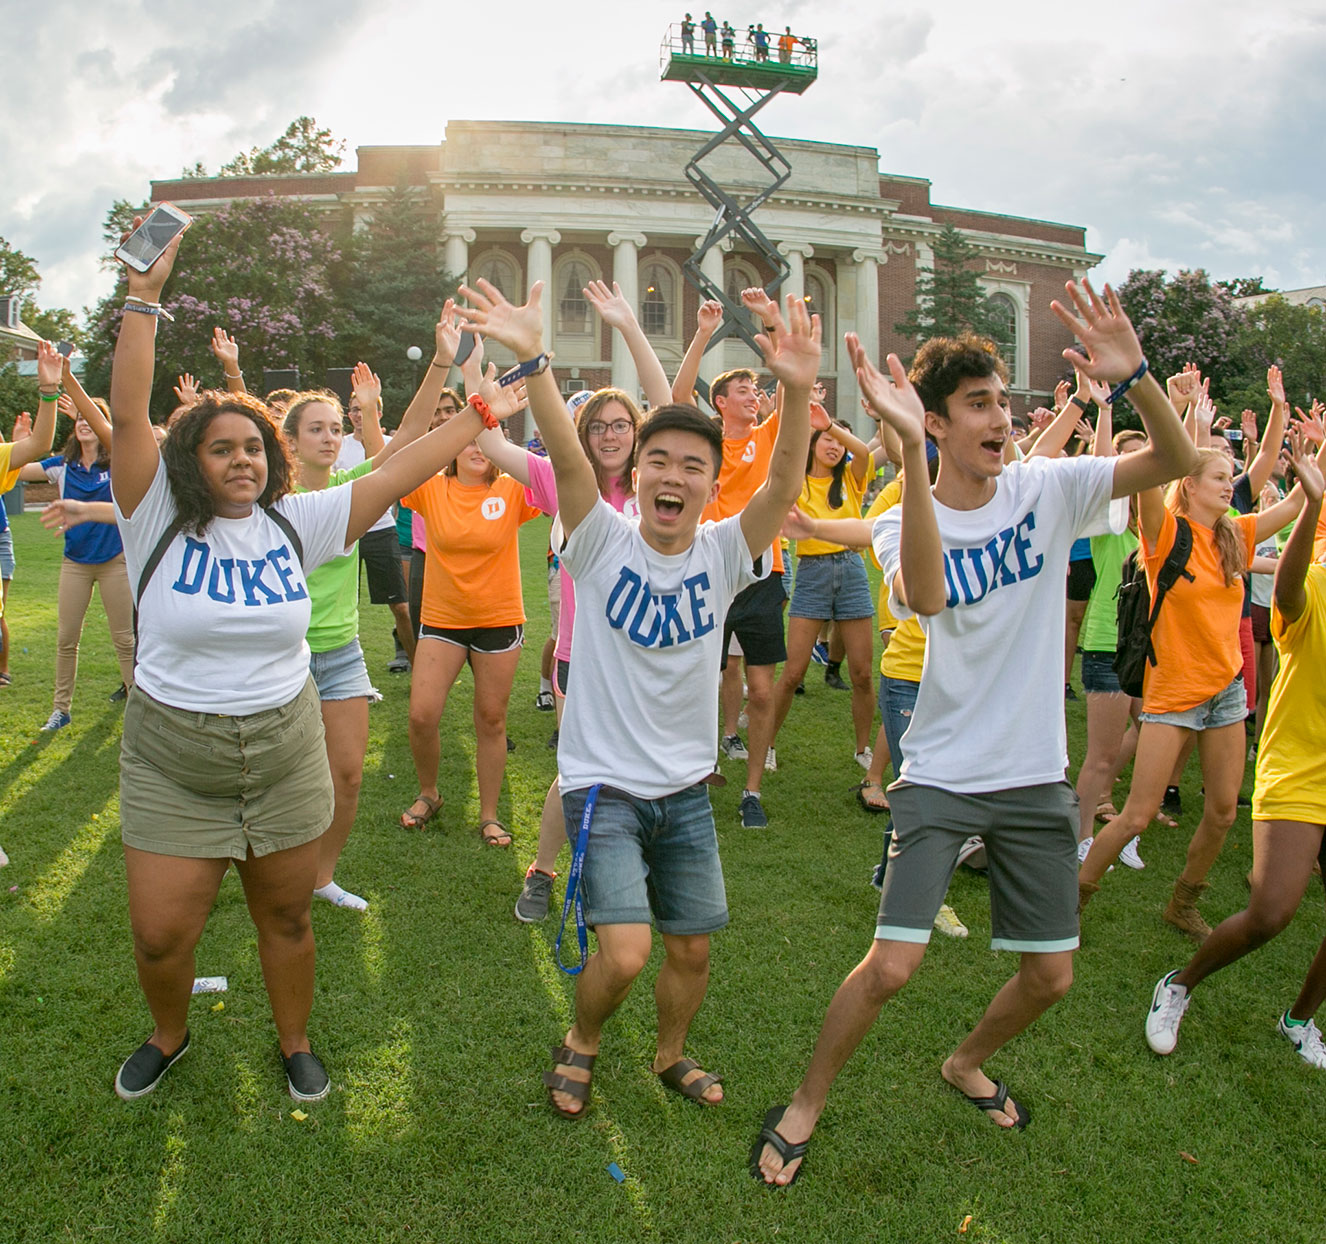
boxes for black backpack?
[1112,517,1193,699]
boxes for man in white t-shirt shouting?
[458,276,821,1117]
[752,280,1197,1185]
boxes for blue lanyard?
[554,783,601,976]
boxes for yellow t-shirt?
[862,477,927,680]
[1253,562,1326,824]
[795,464,869,556]
[864,480,901,629]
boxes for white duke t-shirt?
[873,454,1115,792]
[116,457,354,715]
[557,499,760,799]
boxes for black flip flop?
[749,1105,809,1185]
[955,1079,1030,1129]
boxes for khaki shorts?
[120,678,333,860]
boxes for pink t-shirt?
[524,454,637,664]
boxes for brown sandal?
[543,1043,595,1118]
[478,819,513,847]
[855,780,890,815]
[400,793,441,830]
[1095,801,1119,823]
[656,1057,723,1104]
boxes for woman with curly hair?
[107,230,497,1104]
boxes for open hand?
[1054,379,1071,411]
[36,340,63,389]
[11,411,32,440]
[174,373,199,406]
[754,294,820,390]
[781,504,815,541]
[583,280,639,332]
[1050,279,1145,383]
[350,362,381,414]
[456,280,546,360]
[1030,406,1054,431]
[741,286,779,327]
[1267,364,1287,408]
[210,327,240,372]
[846,332,925,448]
[1085,375,1112,408]
[1074,418,1094,442]
[434,298,463,368]
[40,498,93,533]
[1240,409,1259,442]
[472,362,528,422]
[1293,404,1325,447]
[1287,425,1324,503]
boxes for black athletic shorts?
[359,526,409,606]
[721,572,787,669]
[1066,556,1096,604]
[418,623,525,654]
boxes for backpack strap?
[264,505,304,568]
[1144,516,1195,669]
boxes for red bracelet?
[467,393,498,430]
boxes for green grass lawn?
[1,510,1323,1243]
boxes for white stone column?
[441,228,476,285]
[607,231,647,394]
[695,236,731,389]
[521,228,561,346]
[778,241,814,303]
[851,249,883,365]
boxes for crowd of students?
[1,226,1323,1178]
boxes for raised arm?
[109,223,182,516]
[583,280,671,408]
[1272,430,1325,624]
[374,301,464,470]
[1087,375,1114,456]
[738,296,820,558]
[456,279,599,533]
[1243,366,1290,496]
[1051,279,1198,499]
[672,298,723,405]
[1026,371,1091,460]
[62,360,112,449]
[846,335,945,615]
[830,418,877,486]
[11,342,63,470]
[352,363,386,458]
[209,328,247,394]
[460,346,535,486]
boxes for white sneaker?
[1077,835,1093,864]
[1119,836,1146,870]
[764,747,777,772]
[720,733,749,761]
[1278,1012,1326,1069]
[1145,970,1190,1055]
[956,836,986,871]
[855,747,873,770]
[0,844,8,868]
[932,904,968,938]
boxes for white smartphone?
[115,203,192,272]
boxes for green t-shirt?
[302,460,373,653]
[1080,527,1139,653]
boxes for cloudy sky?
[3,0,1323,317]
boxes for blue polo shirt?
[42,456,123,564]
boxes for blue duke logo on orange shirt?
[942,511,1044,608]
[604,567,716,648]
[171,539,307,606]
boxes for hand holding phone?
[116,203,191,273]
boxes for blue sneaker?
[40,710,71,733]
[810,641,830,666]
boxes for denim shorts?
[1139,675,1247,731]
[308,636,380,701]
[561,782,729,935]
[0,527,13,579]
[1080,649,1124,695]
[877,675,918,781]
[789,550,874,620]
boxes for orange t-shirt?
[1140,506,1257,714]
[703,411,783,573]
[402,472,541,628]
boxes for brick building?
[150,120,1101,428]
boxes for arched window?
[987,293,1018,378]
[640,259,678,339]
[471,250,520,300]
[804,269,833,352]
[556,257,594,336]
[725,260,762,304]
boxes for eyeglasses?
[586,419,632,437]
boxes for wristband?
[1068,393,1088,411]
[39,391,60,402]
[224,370,243,380]
[429,358,449,371]
[123,298,176,323]
[498,352,553,388]
[467,393,499,430]
[1106,358,1148,407]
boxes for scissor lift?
[660,24,818,358]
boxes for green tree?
[0,237,40,299]
[219,117,346,177]
[81,195,346,415]
[1114,268,1244,404]
[0,363,39,436]
[339,183,455,420]
[1220,296,1326,421]
[894,224,1003,346]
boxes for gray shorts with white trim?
[876,780,1081,952]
